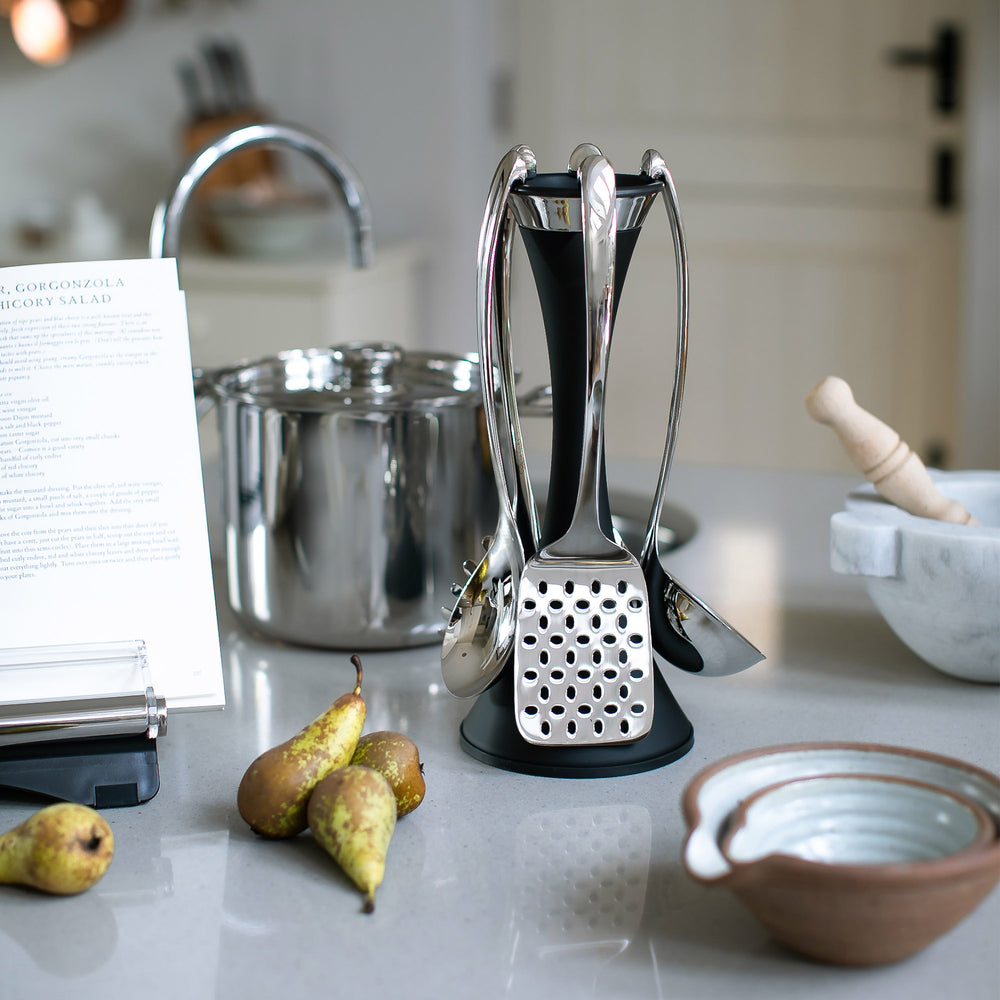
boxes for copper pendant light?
[6,0,127,66]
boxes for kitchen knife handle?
[806,375,979,525]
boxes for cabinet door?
[508,0,969,472]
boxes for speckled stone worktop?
[2,461,997,1000]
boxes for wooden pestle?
[806,375,979,526]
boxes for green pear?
[307,764,396,913]
[0,803,114,895]
[350,730,425,816]
[238,654,367,839]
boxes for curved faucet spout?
[149,121,374,267]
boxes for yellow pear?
[0,803,114,895]
[350,730,425,816]
[307,764,396,913]
[238,654,366,838]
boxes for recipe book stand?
[0,641,165,807]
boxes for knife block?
[181,110,279,195]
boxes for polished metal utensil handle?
[637,149,689,569]
[477,144,539,559]
[545,154,619,560]
[495,203,540,552]
[637,150,764,676]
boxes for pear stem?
[363,890,375,914]
[349,654,364,696]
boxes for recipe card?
[0,258,224,711]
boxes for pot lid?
[211,341,484,411]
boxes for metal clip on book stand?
[0,641,166,807]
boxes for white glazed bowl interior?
[829,470,1000,683]
[723,774,989,867]
[206,192,339,258]
[683,743,1000,883]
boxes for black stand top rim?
[516,171,659,197]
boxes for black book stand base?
[0,735,160,808]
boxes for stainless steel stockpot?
[208,341,497,649]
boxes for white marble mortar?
[830,470,1000,684]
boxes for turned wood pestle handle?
[806,376,979,526]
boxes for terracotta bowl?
[681,742,1000,966]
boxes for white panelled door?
[507,0,969,472]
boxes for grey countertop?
[2,462,998,1000]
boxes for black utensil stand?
[460,169,693,777]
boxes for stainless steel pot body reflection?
[211,344,497,649]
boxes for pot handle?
[149,120,374,266]
[517,382,553,417]
[193,368,216,421]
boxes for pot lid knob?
[331,341,403,391]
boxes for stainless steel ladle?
[441,145,539,698]
[638,149,764,676]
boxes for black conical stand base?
[459,662,692,778]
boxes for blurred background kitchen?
[1,0,997,474]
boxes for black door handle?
[932,144,959,211]
[888,24,961,114]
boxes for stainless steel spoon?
[638,149,764,676]
[441,145,539,698]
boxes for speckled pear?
[0,803,114,895]
[307,764,397,913]
[237,654,366,838]
[351,730,425,816]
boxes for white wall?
[3,0,996,468]
[0,0,505,354]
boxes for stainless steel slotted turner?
[514,155,654,747]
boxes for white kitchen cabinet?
[509,0,975,473]
[179,241,427,469]
[178,241,427,370]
